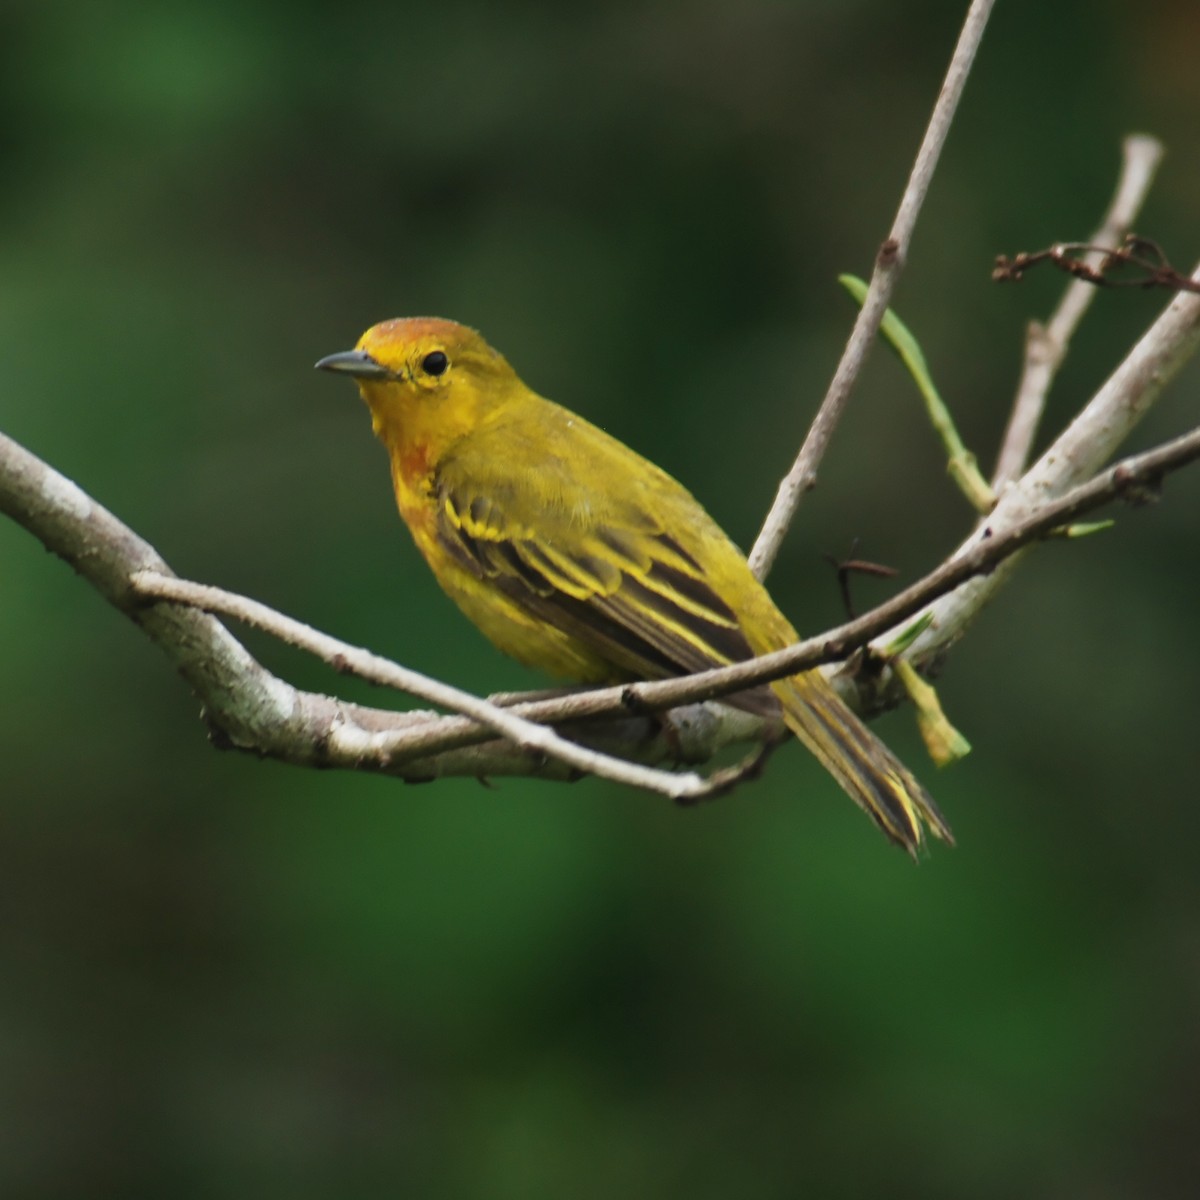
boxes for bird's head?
[316,317,518,462]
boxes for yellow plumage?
[317,317,952,855]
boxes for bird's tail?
[773,671,953,857]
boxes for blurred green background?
[3,0,1199,1196]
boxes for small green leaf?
[894,659,972,767]
[839,274,934,393]
[1058,519,1115,538]
[839,273,996,513]
[883,611,934,656]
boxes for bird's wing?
[431,431,763,687]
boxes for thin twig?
[130,571,715,802]
[749,0,997,580]
[992,134,1165,489]
[823,540,898,619]
[993,236,1200,293]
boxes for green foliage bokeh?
[3,1,1200,1196]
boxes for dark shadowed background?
[3,1,1199,1196]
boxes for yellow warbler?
[317,318,951,854]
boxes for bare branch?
[749,0,998,579]
[130,572,716,802]
[993,134,1165,488]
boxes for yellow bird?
[317,318,951,854]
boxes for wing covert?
[436,471,760,683]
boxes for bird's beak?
[314,349,394,380]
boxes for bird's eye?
[421,350,449,377]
